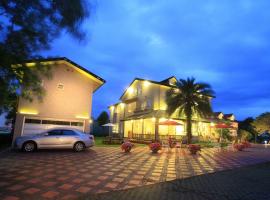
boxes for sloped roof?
[119,77,177,100]
[224,114,234,118]
[24,57,106,83]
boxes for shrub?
[149,142,161,153]
[233,143,245,151]
[121,141,134,152]
[188,144,201,154]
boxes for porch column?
[154,118,159,141]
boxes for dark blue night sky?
[41,0,270,121]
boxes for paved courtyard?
[0,145,270,200]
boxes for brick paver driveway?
[1,145,270,200]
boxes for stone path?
[83,161,270,200]
[0,145,270,200]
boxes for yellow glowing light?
[76,115,89,119]
[160,118,167,122]
[128,87,134,94]
[89,119,93,123]
[110,106,115,110]
[151,117,156,122]
[210,122,215,126]
[120,103,125,108]
[19,109,38,115]
[143,81,150,87]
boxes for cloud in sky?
[43,0,270,120]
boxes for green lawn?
[194,141,229,148]
[94,137,121,147]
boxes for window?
[42,120,56,125]
[42,120,70,125]
[62,130,77,136]
[137,85,142,96]
[47,130,62,136]
[71,122,83,126]
[146,99,152,108]
[55,121,70,126]
[25,119,41,124]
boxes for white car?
[14,128,95,152]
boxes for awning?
[159,120,183,126]
[213,123,234,129]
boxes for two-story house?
[13,57,105,141]
[109,76,238,141]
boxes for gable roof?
[119,77,177,100]
[224,113,234,118]
[23,57,105,92]
[160,76,177,84]
[120,76,216,100]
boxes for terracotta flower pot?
[124,147,131,153]
[189,149,198,155]
[152,149,159,153]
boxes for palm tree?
[166,77,214,144]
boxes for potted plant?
[149,142,161,153]
[168,137,176,148]
[187,144,201,155]
[121,141,134,153]
[233,143,245,151]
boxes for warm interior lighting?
[89,119,93,123]
[210,122,215,126]
[19,109,38,115]
[151,117,156,122]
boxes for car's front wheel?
[22,141,36,152]
[73,142,85,152]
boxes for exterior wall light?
[128,87,134,94]
[19,109,38,115]
[143,81,150,87]
[120,103,125,108]
[76,115,89,119]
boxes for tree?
[239,117,258,142]
[0,0,90,125]
[238,129,253,142]
[166,77,214,144]
[97,111,109,126]
[253,112,270,134]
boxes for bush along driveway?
[0,145,270,200]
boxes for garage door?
[22,118,84,136]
